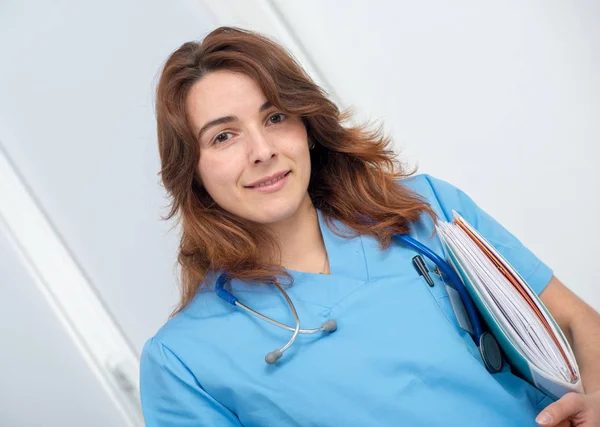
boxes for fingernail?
[535,412,553,425]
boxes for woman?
[140,27,600,426]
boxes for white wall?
[0,0,216,424]
[0,0,214,352]
[0,224,128,427]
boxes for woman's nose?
[248,129,276,164]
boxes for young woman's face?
[186,70,312,225]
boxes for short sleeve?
[421,174,553,296]
[139,337,242,427]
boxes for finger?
[536,393,585,426]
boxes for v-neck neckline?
[216,209,370,310]
[281,209,370,307]
[286,209,368,280]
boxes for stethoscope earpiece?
[321,319,337,332]
[264,320,338,364]
[265,349,283,365]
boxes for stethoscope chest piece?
[478,331,503,373]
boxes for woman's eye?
[213,132,232,145]
[268,113,286,125]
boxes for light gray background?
[0,0,215,425]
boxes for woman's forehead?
[186,71,271,127]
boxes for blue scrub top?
[140,174,555,426]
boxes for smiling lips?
[245,170,290,188]
[245,170,291,193]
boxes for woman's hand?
[536,391,600,426]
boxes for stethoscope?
[216,234,503,372]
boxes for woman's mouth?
[245,171,291,193]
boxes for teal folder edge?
[440,238,566,401]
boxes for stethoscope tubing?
[393,234,483,341]
[215,232,489,365]
[217,273,337,363]
[237,300,325,334]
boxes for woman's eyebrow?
[196,101,274,140]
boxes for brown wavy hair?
[155,26,436,316]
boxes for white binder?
[436,212,584,400]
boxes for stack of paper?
[436,211,583,400]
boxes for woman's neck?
[266,195,329,274]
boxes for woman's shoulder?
[397,172,432,190]
[143,274,232,357]
[398,172,459,197]
[398,173,469,221]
